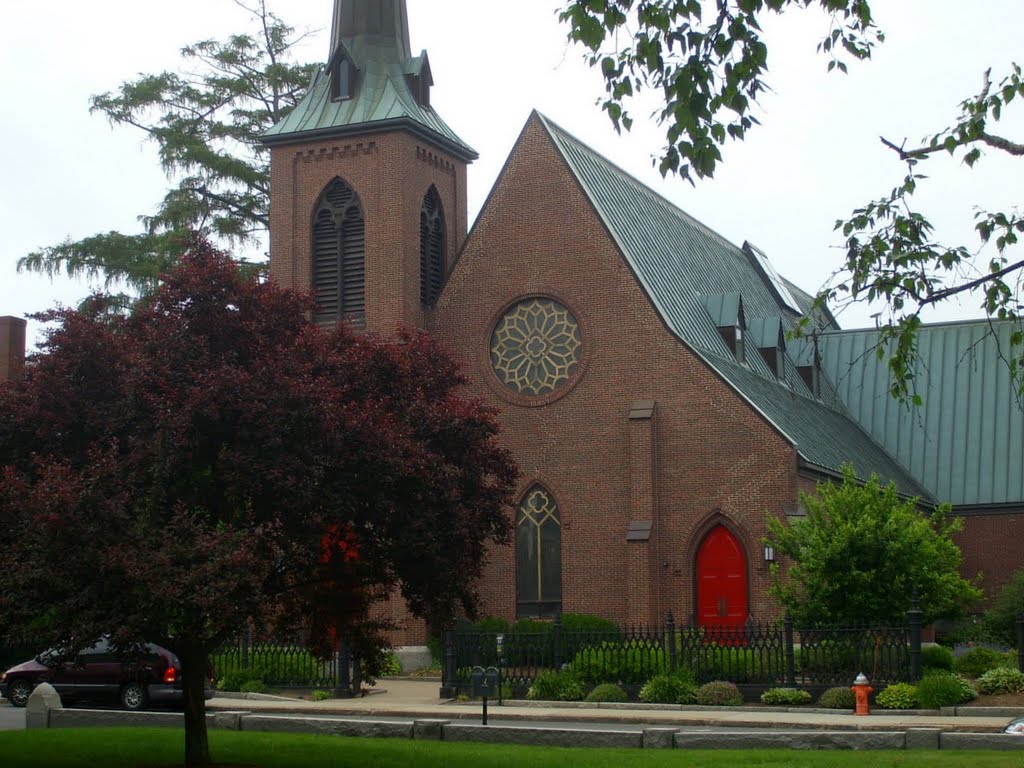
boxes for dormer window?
[749,317,787,379]
[405,54,433,108]
[724,321,746,364]
[702,293,747,364]
[797,363,819,398]
[791,336,822,398]
[329,50,357,102]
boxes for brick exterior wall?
[955,512,1024,604]
[431,115,800,629]
[0,316,26,382]
[268,131,468,335]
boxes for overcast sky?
[1,0,1020,347]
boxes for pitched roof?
[263,1,476,161]
[536,113,928,499]
[817,320,1024,506]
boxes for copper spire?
[330,0,411,60]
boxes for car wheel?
[120,682,148,711]
[8,679,32,708]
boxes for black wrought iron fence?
[442,609,925,696]
[795,625,911,686]
[211,640,339,689]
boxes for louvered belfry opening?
[419,186,445,306]
[312,178,365,327]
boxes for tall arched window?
[420,186,445,306]
[516,486,562,618]
[312,178,365,326]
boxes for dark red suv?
[1,638,212,710]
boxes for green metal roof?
[817,320,1024,506]
[263,4,476,161]
[537,113,927,499]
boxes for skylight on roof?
[743,242,802,315]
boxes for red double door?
[696,525,748,630]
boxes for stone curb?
[31,708,1024,750]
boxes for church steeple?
[266,0,474,335]
[330,0,411,60]
[264,0,475,162]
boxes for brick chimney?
[0,316,27,381]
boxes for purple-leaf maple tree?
[0,235,517,766]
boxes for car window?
[79,638,110,657]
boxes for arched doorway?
[696,525,748,630]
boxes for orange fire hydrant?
[851,673,873,716]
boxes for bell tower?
[264,0,476,332]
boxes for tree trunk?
[179,642,211,767]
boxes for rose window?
[490,298,581,396]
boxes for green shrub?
[377,651,402,677]
[585,683,629,702]
[239,679,269,694]
[561,613,622,635]
[569,640,666,685]
[475,617,511,633]
[526,669,584,701]
[511,618,551,635]
[426,635,442,664]
[695,680,743,706]
[983,568,1024,646]
[691,646,766,683]
[212,647,328,687]
[760,687,812,706]
[311,690,331,701]
[639,673,697,704]
[915,670,976,708]
[217,668,267,692]
[817,686,856,710]
[976,666,1024,695]
[920,645,955,672]
[954,647,1016,678]
[876,682,918,710]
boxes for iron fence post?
[240,624,250,671]
[553,614,563,669]
[440,629,457,698]
[665,612,677,673]
[784,613,796,686]
[907,590,922,683]
[334,639,353,698]
[1017,613,1024,673]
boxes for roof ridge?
[535,112,744,259]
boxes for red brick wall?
[0,316,26,382]
[268,131,468,335]
[432,115,800,628]
[955,512,1024,604]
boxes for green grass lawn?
[0,729,1022,768]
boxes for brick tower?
[0,316,26,382]
[264,0,476,334]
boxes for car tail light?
[163,666,178,684]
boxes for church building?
[13,0,1001,647]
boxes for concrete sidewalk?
[206,678,1020,734]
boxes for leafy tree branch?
[17,0,317,300]
[559,0,881,180]
[818,64,1024,402]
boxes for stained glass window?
[490,298,581,396]
[516,486,562,618]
